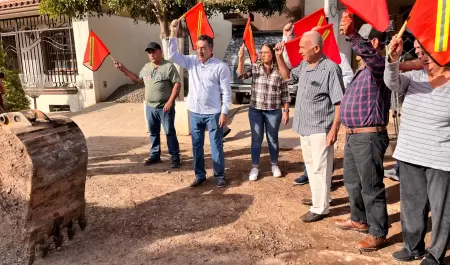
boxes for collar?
[257,62,277,72]
[305,55,326,71]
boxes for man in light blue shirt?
[169,19,231,188]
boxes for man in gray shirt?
[277,31,345,223]
[114,42,181,168]
[385,37,450,264]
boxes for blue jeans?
[146,105,180,163]
[189,112,225,181]
[249,107,282,166]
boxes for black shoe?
[420,253,445,265]
[171,160,181,168]
[216,179,227,188]
[144,158,161,166]
[224,128,231,138]
[392,249,425,262]
[190,178,206,188]
[300,211,327,223]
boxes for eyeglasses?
[260,51,272,54]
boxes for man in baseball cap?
[114,41,182,168]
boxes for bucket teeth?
[78,217,87,231]
[67,220,76,240]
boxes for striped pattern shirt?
[340,31,391,128]
[384,60,450,171]
[238,63,290,110]
[292,56,345,136]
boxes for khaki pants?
[300,133,334,215]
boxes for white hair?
[303,31,323,49]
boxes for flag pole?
[387,18,409,56]
[109,55,117,63]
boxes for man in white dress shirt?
[168,19,232,188]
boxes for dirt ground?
[15,103,446,265]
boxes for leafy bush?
[0,44,30,112]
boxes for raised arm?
[114,62,142,83]
[339,53,354,88]
[236,44,252,79]
[340,13,384,76]
[384,35,411,95]
[168,20,192,69]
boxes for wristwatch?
[283,108,289,113]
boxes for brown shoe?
[357,235,387,252]
[334,219,369,233]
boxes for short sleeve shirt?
[292,56,345,136]
[139,59,181,108]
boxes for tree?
[0,45,30,112]
[39,0,286,40]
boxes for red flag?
[285,36,302,68]
[243,17,258,63]
[293,8,327,37]
[314,24,341,65]
[285,24,341,68]
[339,0,389,32]
[407,0,450,66]
[83,31,110,72]
[184,2,215,50]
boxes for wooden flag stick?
[388,18,409,56]
[109,55,117,63]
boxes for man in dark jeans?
[115,42,182,168]
[334,13,391,252]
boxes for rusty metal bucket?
[0,110,88,265]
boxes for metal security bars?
[0,15,78,88]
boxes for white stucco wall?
[209,14,232,61]
[33,19,95,112]
[87,15,161,102]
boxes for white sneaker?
[249,168,259,181]
[272,165,282,178]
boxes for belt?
[345,126,387,135]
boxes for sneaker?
[216,178,227,188]
[384,168,399,181]
[271,165,282,178]
[300,211,327,223]
[249,168,259,181]
[293,175,309,185]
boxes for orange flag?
[407,0,450,66]
[184,2,215,50]
[83,31,110,72]
[293,8,327,37]
[285,24,341,68]
[339,0,390,32]
[243,17,258,63]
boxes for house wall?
[87,15,161,102]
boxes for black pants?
[343,131,389,238]
[399,160,450,263]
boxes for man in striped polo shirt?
[277,30,345,223]
[334,13,391,252]
[386,38,450,265]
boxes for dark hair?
[0,72,4,79]
[197,35,214,48]
[261,43,277,66]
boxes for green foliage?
[39,0,286,25]
[0,45,30,112]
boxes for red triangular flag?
[83,30,110,71]
[184,2,215,50]
[339,0,389,32]
[285,24,341,68]
[407,0,450,66]
[243,17,258,63]
[293,8,327,37]
[314,24,341,65]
